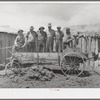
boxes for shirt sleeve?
[45,32,47,37]
[62,31,64,37]
[14,36,18,45]
[22,35,27,47]
[53,30,56,38]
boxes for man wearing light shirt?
[37,26,47,52]
[63,28,74,50]
[46,23,56,52]
[26,26,37,52]
[55,26,64,52]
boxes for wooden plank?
[87,36,91,67]
[81,37,82,51]
[15,52,59,64]
[82,37,86,53]
[90,37,94,68]
[4,34,9,63]
[77,37,81,49]
[85,36,89,69]
[15,52,58,59]
[95,37,99,68]
[98,36,100,52]
[0,34,2,63]
[1,33,6,64]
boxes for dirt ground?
[0,65,100,88]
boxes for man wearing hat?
[37,26,47,52]
[27,26,37,52]
[55,26,64,52]
[46,23,56,52]
[63,28,74,49]
[12,29,26,53]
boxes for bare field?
[0,65,100,88]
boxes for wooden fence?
[0,32,17,64]
[76,35,99,70]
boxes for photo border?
[0,0,100,99]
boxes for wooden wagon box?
[14,52,60,65]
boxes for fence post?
[88,36,91,67]
[94,36,99,68]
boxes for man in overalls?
[46,23,56,52]
[27,26,38,52]
[55,26,64,52]
[37,26,47,52]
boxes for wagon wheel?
[5,62,21,76]
[60,52,85,77]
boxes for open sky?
[0,2,100,31]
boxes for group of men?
[13,23,76,53]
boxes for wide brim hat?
[30,26,34,29]
[57,26,61,29]
[48,23,52,27]
[18,29,23,33]
[66,27,70,30]
[39,26,45,30]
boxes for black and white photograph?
[0,1,100,89]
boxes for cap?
[30,26,34,29]
[66,27,70,30]
[39,26,45,30]
[18,29,23,33]
[48,23,52,27]
[57,26,61,29]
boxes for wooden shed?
[0,26,17,64]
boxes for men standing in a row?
[46,23,56,52]
[26,24,64,52]
[26,26,37,52]
[55,26,64,52]
[37,26,47,52]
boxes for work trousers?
[38,40,46,52]
[27,40,37,52]
[46,38,54,52]
[55,40,63,52]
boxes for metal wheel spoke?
[73,56,79,63]
[61,63,70,69]
[73,56,76,63]
[65,68,69,74]
[73,57,80,64]
[75,59,82,65]
[74,58,82,65]
[63,58,69,64]
[71,56,75,62]
[75,69,79,75]
[71,65,77,75]
[65,56,70,63]
[67,69,71,75]
[69,56,73,63]
[61,61,69,66]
